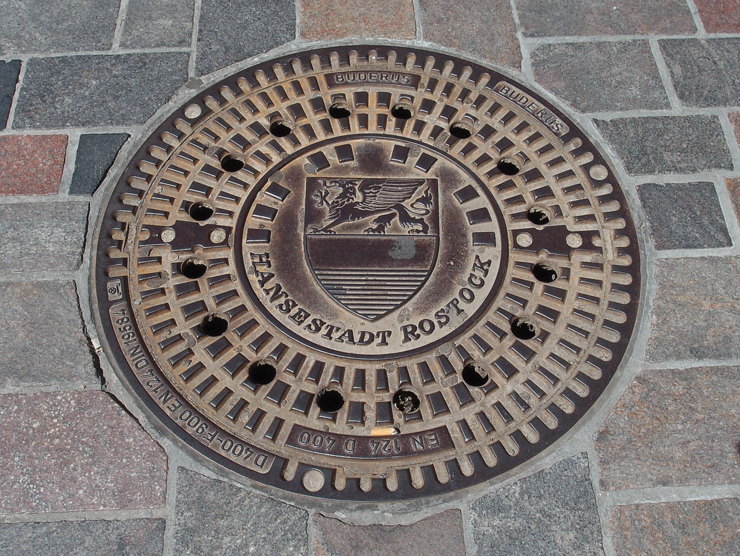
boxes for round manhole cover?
[92,45,641,501]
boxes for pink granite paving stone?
[693,0,740,33]
[299,0,416,40]
[0,134,67,195]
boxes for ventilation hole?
[316,389,344,413]
[511,317,538,340]
[200,314,228,337]
[450,121,473,139]
[328,102,351,119]
[180,257,208,279]
[462,363,489,387]
[391,103,413,119]
[188,201,214,221]
[527,205,551,225]
[393,390,420,414]
[269,119,293,137]
[532,262,558,283]
[220,153,245,172]
[497,158,520,175]
[248,361,277,385]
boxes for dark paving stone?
[660,38,740,108]
[0,201,88,272]
[301,0,416,41]
[0,134,67,195]
[419,0,520,69]
[595,116,733,175]
[611,499,740,556]
[0,281,95,389]
[0,60,21,128]
[515,0,695,37]
[70,133,129,195]
[0,519,165,556]
[595,366,739,490]
[646,257,739,362]
[0,391,167,513]
[637,182,732,250]
[174,468,308,555]
[196,0,295,76]
[14,53,189,128]
[0,0,118,55]
[471,454,603,555]
[694,0,740,33]
[121,0,195,49]
[531,41,668,112]
[312,510,465,556]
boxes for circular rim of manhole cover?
[91,44,641,502]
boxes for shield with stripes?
[304,176,439,321]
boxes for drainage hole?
[316,389,344,413]
[180,257,208,279]
[532,262,558,283]
[527,205,551,225]
[328,101,352,119]
[393,390,420,414]
[497,158,520,175]
[200,314,228,337]
[462,363,489,387]
[449,121,473,139]
[391,103,413,119]
[269,119,293,137]
[511,317,538,340]
[248,361,277,385]
[220,153,245,172]
[188,201,214,221]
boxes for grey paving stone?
[595,116,733,175]
[637,182,732,250]
[196,0,295,76]
[531,41,669,112]
[0,281,95,389]
[0,519,165,556]
[70,133,129,195]
[14,53,189,128]
[646,257,739,362]
[660,38,740,108]
[419,0,521,70]
[515,0,695,36]
[0,60,21,129]
[0,201,88,272]
[471,454,603,556]
[121,0,195,49]
[174,468,308,555]
[0,0,119,55]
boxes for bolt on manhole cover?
[92,45,640,501]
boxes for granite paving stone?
[14,53,190,128]
[730,112,740,147]
[70,133,130,195]
[0,60,21,129]
[174,468,308,555]
[121,0,195,49]
[197,0,295,76]
[0,135,67,195]
[0,391,167,513]
[610,499,740,556]
[515,0,695,37]
[312,510,466,556]
[693,0,740,33]
[531,41,669,112]
[0,281,95,389]
[418,0,520,69]
[470,454,603,555]
[595,366,739,490]
[0,0,119,55]
[0,201,88,272]
[646,257,739,361]
[300,0,415,41]
[0,519,165,556]
[726,177,740,225]
[637,182,732,250]
[595,116,733,175]
[660,38,740,108]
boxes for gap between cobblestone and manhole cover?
[91,45,641,501]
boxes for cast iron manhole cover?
[92,45,640,501]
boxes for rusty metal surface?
[92,45,641,500]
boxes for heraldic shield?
[304,177,440,321]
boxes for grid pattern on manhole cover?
[92,45,640,500]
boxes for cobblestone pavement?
[0,1,738,554]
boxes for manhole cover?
[92,45,640,501]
